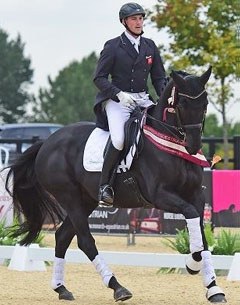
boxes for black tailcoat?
[93,32,166,130]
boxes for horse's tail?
[5,141,64,245]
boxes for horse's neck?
[147,82,177,132]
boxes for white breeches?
[105,92,153,150]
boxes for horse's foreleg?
[185,217,203,274]
[154,189,226,302]
[185,217,226,303]
[186,217,204,253]
[201,250,226,302]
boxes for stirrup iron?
[98,184,114,208]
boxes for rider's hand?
[116,91,136,109]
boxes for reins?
[130,77,208,148]
[130,105,186,141]
[144,111,186,140]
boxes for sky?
[1,0,239,122]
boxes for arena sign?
[0,169,13,226]
[88,170,240,235]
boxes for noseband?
[171,87,207,133]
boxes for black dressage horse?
[6,66,226,303]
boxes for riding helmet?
[119,2,145,22]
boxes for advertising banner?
[203,169,213,225]
[213,170,240,227]
[88,170,240,233]
[88,207,130,234]
[0,168,13,226]
[89,207,187,235]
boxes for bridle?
[167,86,208,134]
[141,85,208,142]
[178,89,206,100]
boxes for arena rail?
[0,244,239,281]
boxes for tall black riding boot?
[98,142,122,207]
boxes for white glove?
[116,91,136,109]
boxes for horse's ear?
[199,66,212,85]
[170,70,186,88]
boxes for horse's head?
[168,66,212,155]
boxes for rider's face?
[123,15,144,36]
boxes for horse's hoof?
[208,294,227,303]
[186,265,200,275]
[114,287,133,302]
[54,285,75,301]
[185,254,201,275]
[207,286,226,303]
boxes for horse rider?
[93,2,166,207]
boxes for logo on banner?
[88,207,130,233]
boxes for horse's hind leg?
[51,216,76,300]
[52,189,132,302]
[67,205,133,302]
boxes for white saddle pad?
[83,128,137,173]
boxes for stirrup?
[98,185,114,208]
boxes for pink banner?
[213,170,240,212]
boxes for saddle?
[83,108,144,173]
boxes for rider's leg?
[98,142,122,206]
[98,100,130,207]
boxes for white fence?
[0,245,233,268]
[0,245,239,280]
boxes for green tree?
[0,29,33,123]
[204,113,240,138]
[33,52,98,124]
[204,114,222,137]
[229,121,240,137]
[150,0,239,168]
